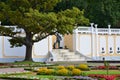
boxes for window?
[118,47,120,50]
[117,47,120,53]
[109,47,113,53]
[102,48,104,50]
[101,48,105,53]
[110,47,112,50]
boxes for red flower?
[96,65,118,70]
[89,74,116,80]
[97,66,106,69]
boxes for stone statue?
[53,32,62,49]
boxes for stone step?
[65,55,80,58]
[53,49,69,53]
[67,59,85,61]
[60,52,75,57]
[64,56,83,60]
[65,56,85,59]
[67,57,85,60]
[57,57,63,59]
[62,52,75,55]
[52,49,87,62]
[46,61,87,65]
[57,58,65,61]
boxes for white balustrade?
[75,26,120,35]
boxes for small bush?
[78,64,89,70]
[57,69,69,76]
[37,67,54,75]
[57,65,65,69]
[72,69,82,76]
[46,69,54,75]
[37,67,48,75]
[67,65,75,70]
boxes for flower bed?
[1,62,120,80]
[73,76,96,80]
[36,64,89,76]
[91,66,119,70]
[89,74,120,80]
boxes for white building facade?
[0,24,120,62]
[71,24,120,60]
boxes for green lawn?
[11,61,44,65]
[0,72,64,80]
[83,70,120,75]
[1,62,120,80]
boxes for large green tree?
[55,0,120,27]
[85,0,120,27]
[0,0,89,61]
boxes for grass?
[11,61,44,65]
[0,61,44,66]
[83,70,120,75]
[1,62,120,79]
[0,72,32,79]
[0,72,62,80]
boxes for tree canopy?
[0,0,89,61]
[55,0,120,28]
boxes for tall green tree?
[0,0,89,61]
[85,0,120,27]
[55,0,120,27]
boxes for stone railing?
[74,26,120,35]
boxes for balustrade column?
[90,23,94,59]
[73,29,79,51]
[48,36,52,51]
[95,24,98,59]
[108,25,111,35]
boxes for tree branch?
[33,32,55,43]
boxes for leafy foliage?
[72,69,82,76]
[78,64,89,70]
[0,0,89,61]
[57,68,69,76]
[55,0,120,27]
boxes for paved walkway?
[47,61,120,66]
[0,68,25,74]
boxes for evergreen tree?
[0,0,89,61]
[55,0,120,27]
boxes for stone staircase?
[50,49,87,61]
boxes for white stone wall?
[108,36,114,53]
[79,35,91,56]
[0,36,2,57]
[33,37,49,56]
[73,26,120,60]
[116,36,120,53]
[0,36,52,62]
[99,36,106,54]
[4,37,26,56]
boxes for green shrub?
[72,69,82,76]
[57,65,65,69]
[46,69,54,75]
[78,64,89,70]
[67,65,75,70]
[37,67,55,75]
[57,69,69,76]
[37,67,48,75]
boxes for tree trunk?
[24,44,33,61]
